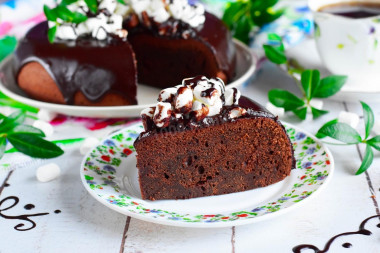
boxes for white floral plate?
[0,39,256,118]
[80,121,334,228]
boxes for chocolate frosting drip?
[14,22,137,105]
[125,12,236,81]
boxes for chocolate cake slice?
[134,76,295,200]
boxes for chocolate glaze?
[293,215,380,253]
[125,12,236,82]
[14,22,137,105]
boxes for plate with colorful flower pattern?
[80,120,334,228]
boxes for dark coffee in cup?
[319,2,380,19]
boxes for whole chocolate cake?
[134,76,295,200]
[13,0,236,105]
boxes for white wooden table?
[0,59,379,253]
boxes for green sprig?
[264,33,348,120]
[43,0,99,43]
[316,102,379,175]
[0,111,64,160]
[222,0,284,44]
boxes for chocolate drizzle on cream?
[140,76,249,131]
[292,215,380,253]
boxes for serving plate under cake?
[80,121,334,228]
[0,40,256,118]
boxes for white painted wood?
[0,146,127,253]
[124,219,233,253]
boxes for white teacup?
[309,0,380,80]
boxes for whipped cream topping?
[51,0,126,41]
[141,76,247,130]
[123,0,205,28]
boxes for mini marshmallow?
[140,107,155,118]
[229,107,247,119]
[99,0,117,13]
[154,102,172,128]
[55,25,77,40]
[175,87,193,113]
[338,111,360,129]
[33,120,54,137]
[80,137,100,155]
[307,99,324,113]
[309,99,324,110]
[37,109,57,122]
[94,27,108,40]
[191,100,209,121]
[372,120,380,135]
[207,98,223,116]
[225,88,241,106]
[36,163,61,183]
[193,85,219,106]
[265,102,285,117]
[158,87,177,103]
[0,106,13,116]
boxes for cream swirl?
[140,76,246,130]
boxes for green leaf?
[71,12,88,24]
[268,89,305,111]
[43,5,57,21]
[355,144,374,175]
[367,135,380,151]
[233,14,254,44]
[316,122,362,144]
[315,119,338,138]
[0,98,38,113]
[301,69,320,100]
[250,0,279,12]
[117,0,126,4]
[0,111,26,133]
[61,0,78,5]
[252,8,285,27]
[7,133,64,159]
[0,36,17,62]
[56,5,76,22]
[313,75,347,98]
[222,1,246,28]
[48,26,57,43]
[293,107,307,120]
[360,101,374,139]
[84,0,98,14]
[0,137,6,160]
[267,33,284,51]
[10,125,45,137]
[311,107,329,119]
[263,45,287,64]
